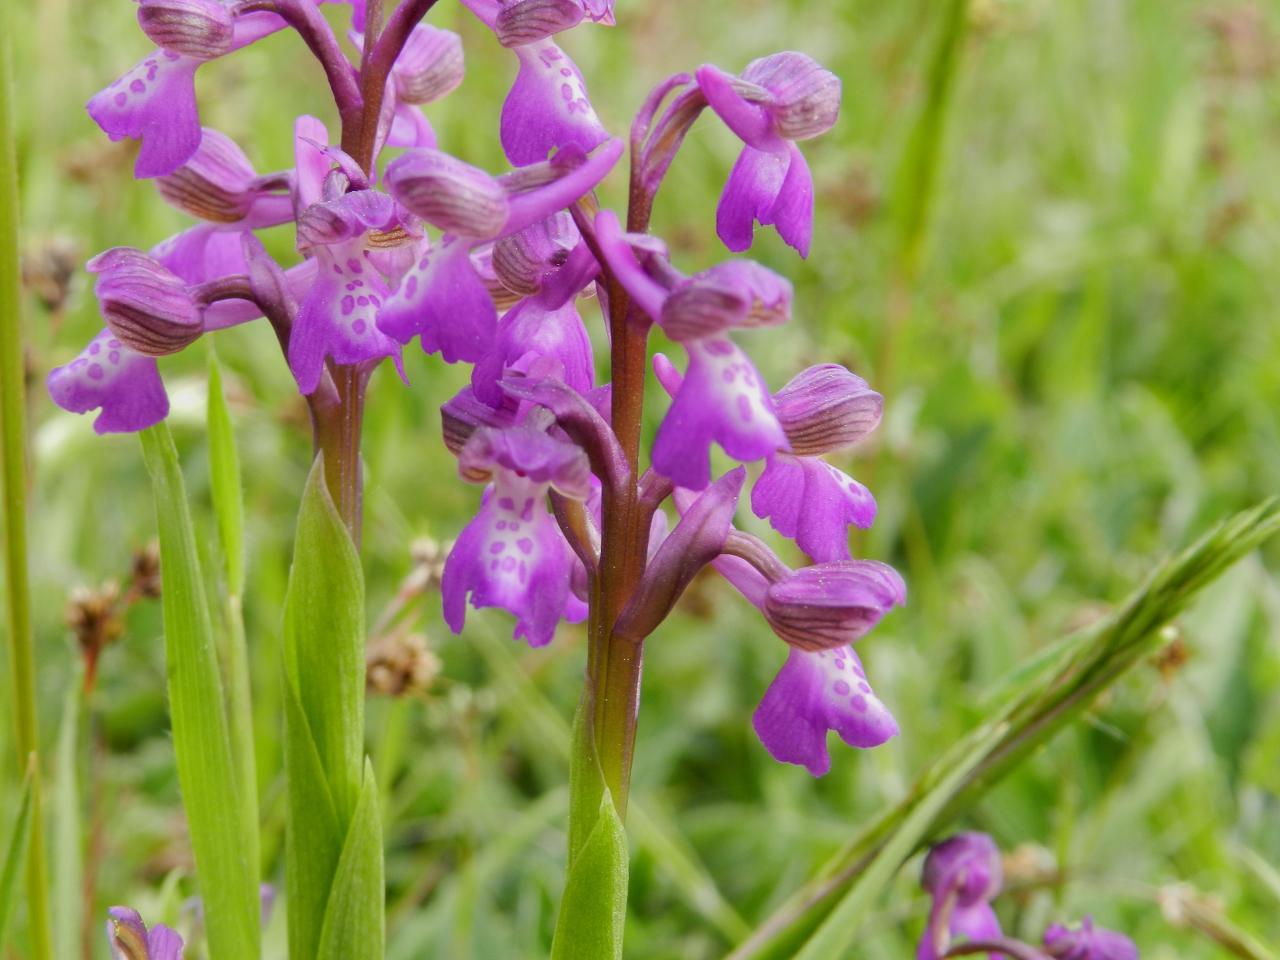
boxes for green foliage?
[139,423,260,960]
[551,791,629,960]
[284,458,383,959]
[0,767,34,951]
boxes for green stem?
[0,26,54,960]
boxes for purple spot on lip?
[341,295,355,315]
[516,538,533,554]
[130,79,146,93]
[115,92,127,106]
[88,363,104,380]
[89,342,101,355]
[352,319,367,334]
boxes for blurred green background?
[6,0,1280,956]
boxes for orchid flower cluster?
[50,0,905,782]
[918,833,1139,960]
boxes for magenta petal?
[387,102,438,148]
[88,50,201,178]
[147,924,186,960]
[751,454,875,562]
[149,223,249,285]
[767,142,814,257]
[1043,917,1139,960]
[652,336,786,490]
[501,40,609,166]
[377,236,497,363]
[288,243,399,394]
[441,476,579,646]
[695,63,773,148]
[48,330,169,434]
[716,145,786,254]
[472,298,593,406]
[753,646,898,776]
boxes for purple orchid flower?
[88,11,285,178]
[442,423,592,646]
[696,52,841,257]
[709,547,903,774]
[1044,917,1139,960]
[752,363,884,562]
[106,906,184,960]
[458,0,612,165]
[918,832,1005,960]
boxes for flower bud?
[491,211,577,296]
[762,560,904,651]
[495,0,585,47]
[156,128,256,223]
[385,150,510,238]
[88,248,202,356]
[394,25,465,104]
[660,260,791,341]
[743,51,841,141]
[773,364,882,456]
[137,0,234,60]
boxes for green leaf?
[207,351,244,596]
[283,456,365,825]
[284,677,343,960]
[550,790,629,960]
[139,423,259,960]
[206,351,259,893]
[0,767,34,950]
[731,500,1280,960]
[317,760,385,960]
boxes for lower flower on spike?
[918,832,1004,960]
[752,645,898,776]
[48,330,169,434]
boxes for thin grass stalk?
[0,23,54,960]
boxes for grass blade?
[0,20,52,960]
[139,423,259,960]
[206,352,259,887]
[0,765,34,950]
[730,500,1280,959]
[317,760,385,960]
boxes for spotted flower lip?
[919,832,1005,960]
[87,13,283,178]
[753,644,899,776]
[106,906,184,960]
[773,363,883,456]
[752,453,876,562]
[136,0,234,60]
[88,247,203,356]
[47,330,169,435]
[442,425,591,646]
[762,559,905,651]
[1043,917,1138,960]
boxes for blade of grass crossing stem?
[283,456,381,959]
[139,423,259,960]
[0,766,34,951]
[207,352,259,881]
[550,790,629,960]
[730,500,1280,960]
[52,679,82,960]
[0,21,53,960]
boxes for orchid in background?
[52,0,902,955]
[917,832,1140,960]
[106,907,184,960]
